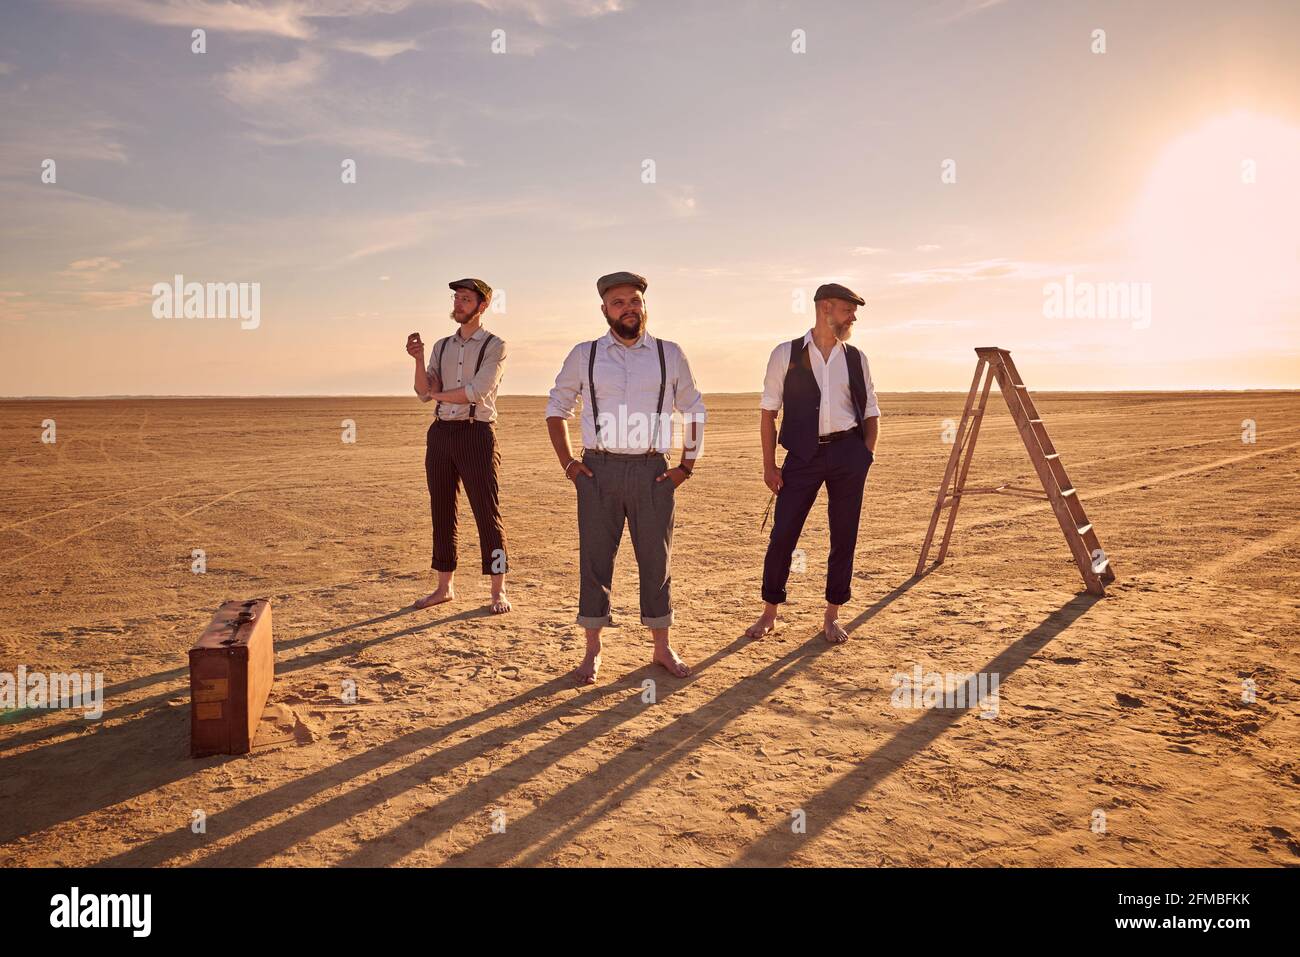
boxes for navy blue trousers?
[761,437,873,606]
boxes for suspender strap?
[468,333,495,420]
[433,337,449,419]
[656,337,666,420]
[586,337,668,451]
[587,339,601,449]
[655,338,667,448]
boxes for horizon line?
[4,388,1300,400]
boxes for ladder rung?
[1076,523,1092,536]
[1061,488,1076,497]
[1028,418,1043,424]
[1014,383,1027,389]
[1045,453,1059,460]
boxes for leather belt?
[584,448,665,458]
[818,428,858,445]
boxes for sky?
[1,0,1298,396]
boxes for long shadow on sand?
[0,606,426,751]
[434,574,927,866]
[730,591,1101,866]
[0,605,491,848]
[175,634,753,866]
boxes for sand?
[1,391,1297,867]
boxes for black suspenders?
[468,333,495,420]
[587,336,666,450]
[434,332,496,421]
[433,337,449,420]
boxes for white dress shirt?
[546,329,707,454]
[760,330,881,434]
[419,326,506,422]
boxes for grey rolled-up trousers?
[574,449,676,628]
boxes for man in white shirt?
[405,277,511,614]
[545,271,706,684]
[745,283,880,644]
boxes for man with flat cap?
[405,277,511,613]
[745,282,880,643]
[546,271,707,684]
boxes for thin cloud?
[55,0,413,40]
[892,258,1073,285]
[331,37,420,59]
[218,50,463,162]
[62,257,126,283]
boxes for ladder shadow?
[730,590,1102,866]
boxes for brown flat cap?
[814,282,865,306]
[448,277,492,300]
[597,271,648,298]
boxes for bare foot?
[573,651,601,685]
[414,586,454,609]
[652,643,691,678]
[745,612,777,639]
[823,616,849,644]
[489,591,512,614]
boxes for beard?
[450,307,473,324]
[603,305,647,340]
[830,317,854,341]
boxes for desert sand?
[1,390,1297,867]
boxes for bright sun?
[1128,111,1300,356]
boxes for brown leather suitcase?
[189,598,274,758]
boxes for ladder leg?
[936,362,995,564]
[916,358,985,575]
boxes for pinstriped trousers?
[574,450,675,628]
[425,419,509,575]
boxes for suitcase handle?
[220,609,257,645]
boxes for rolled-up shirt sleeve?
[418,348,438,402]
[464,336,506,403]
[860,350,881,418]
[545,343,584,419]
[671,345,706,419]
[759,342,787,412]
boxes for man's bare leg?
[651,627,690,677]
[745,602,779,639]
[415,570,455,609]
[573,627,602,685]
[489,572,511,614]
[823,602,849,644]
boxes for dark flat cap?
[814,282,865,306]
[449,277,492,299]
[597,271,648,298]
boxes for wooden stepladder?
[915,347,1116,594]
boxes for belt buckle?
[818,436,831,445]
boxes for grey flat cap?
[814,282,865,306]
[597,271,648,298]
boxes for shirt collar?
[456,325,487,342]
[602,328,653,350]
[804,328,845,354]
